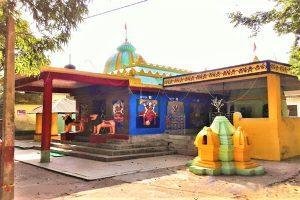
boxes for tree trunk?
[0,1,15,199]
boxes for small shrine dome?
[64,64,76,70]
[103,41,146,74]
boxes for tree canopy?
[1,2,92,198]
[229,0,300,75]
[0,0,91,76]
[0,7,50,76]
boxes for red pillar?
[40,75,53,163]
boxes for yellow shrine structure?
[164,60,300,161]
[189,116,265,176]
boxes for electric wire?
[84,0,149,19]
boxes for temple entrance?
[92,100,106,119]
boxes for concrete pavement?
[15,148,192,180]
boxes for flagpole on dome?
[125,23,128,42]
[253,41,259,62]
[64,33,76,70]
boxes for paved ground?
[15,140,40,149]
[15,155,300,200]
[15,148,191,180]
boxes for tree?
[229,0,300,75]
[0,6,50,119]
[290,44,300,76]
[1,1,91,199]
[0,7,50,76]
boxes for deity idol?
[142,102,157,126]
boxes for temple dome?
[103,41,146,74]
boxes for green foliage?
[229,0,300,36]
[14,15,50,76]
[18,0,91,52]
[290,47,300,76]
[229,0,300,75]
[0,0,91,76]
[0,6,49,76]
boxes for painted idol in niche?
[142,101,157,126]
[113,100,124,127]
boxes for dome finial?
[125,23,128,42]
[252,41,260,62]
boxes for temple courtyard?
[14,144,300,200]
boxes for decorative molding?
[111,67,171,78]
[144,63,191,74]
[136,70,167,78]
[164,63,267,86]
[128,77,142,86]
[269,62,293,75]
[127,62,191,74]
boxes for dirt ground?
[15,157,300,200]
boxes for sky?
[48,0,295,73]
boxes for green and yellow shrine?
[188,116,265,176]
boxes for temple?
[15,38,300,162]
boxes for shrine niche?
[189,102,206,129]
[92,100,106,118]
[166,101,185,130]
[137,99,159,128]
[112,100,125,129]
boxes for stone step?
[50,147,175,162]
[98,142,169,150]
[52,140,169,150]
[50,142,170,156]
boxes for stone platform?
[15,148,191,180]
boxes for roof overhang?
[163,60,300,93]
[15,67,130,93]
[163,60,294,87]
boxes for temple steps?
[51,140,170,150]
[50,140,175,162]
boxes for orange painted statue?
[90,114,115,135]
[62,114,84,133]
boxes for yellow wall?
[34,113,59,141]
[15,104,39,131]
[233,116,281,160]
[14,93,69,132]
[279,118,300,159]
[233,74,300,160]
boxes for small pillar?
[233,126,257,169]
[233,127,264,175]
[189,127,221,175]
[233,112,242,128]
[198,127,220,166]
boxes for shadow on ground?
[15,161,181,200]
[15,157,300,200]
